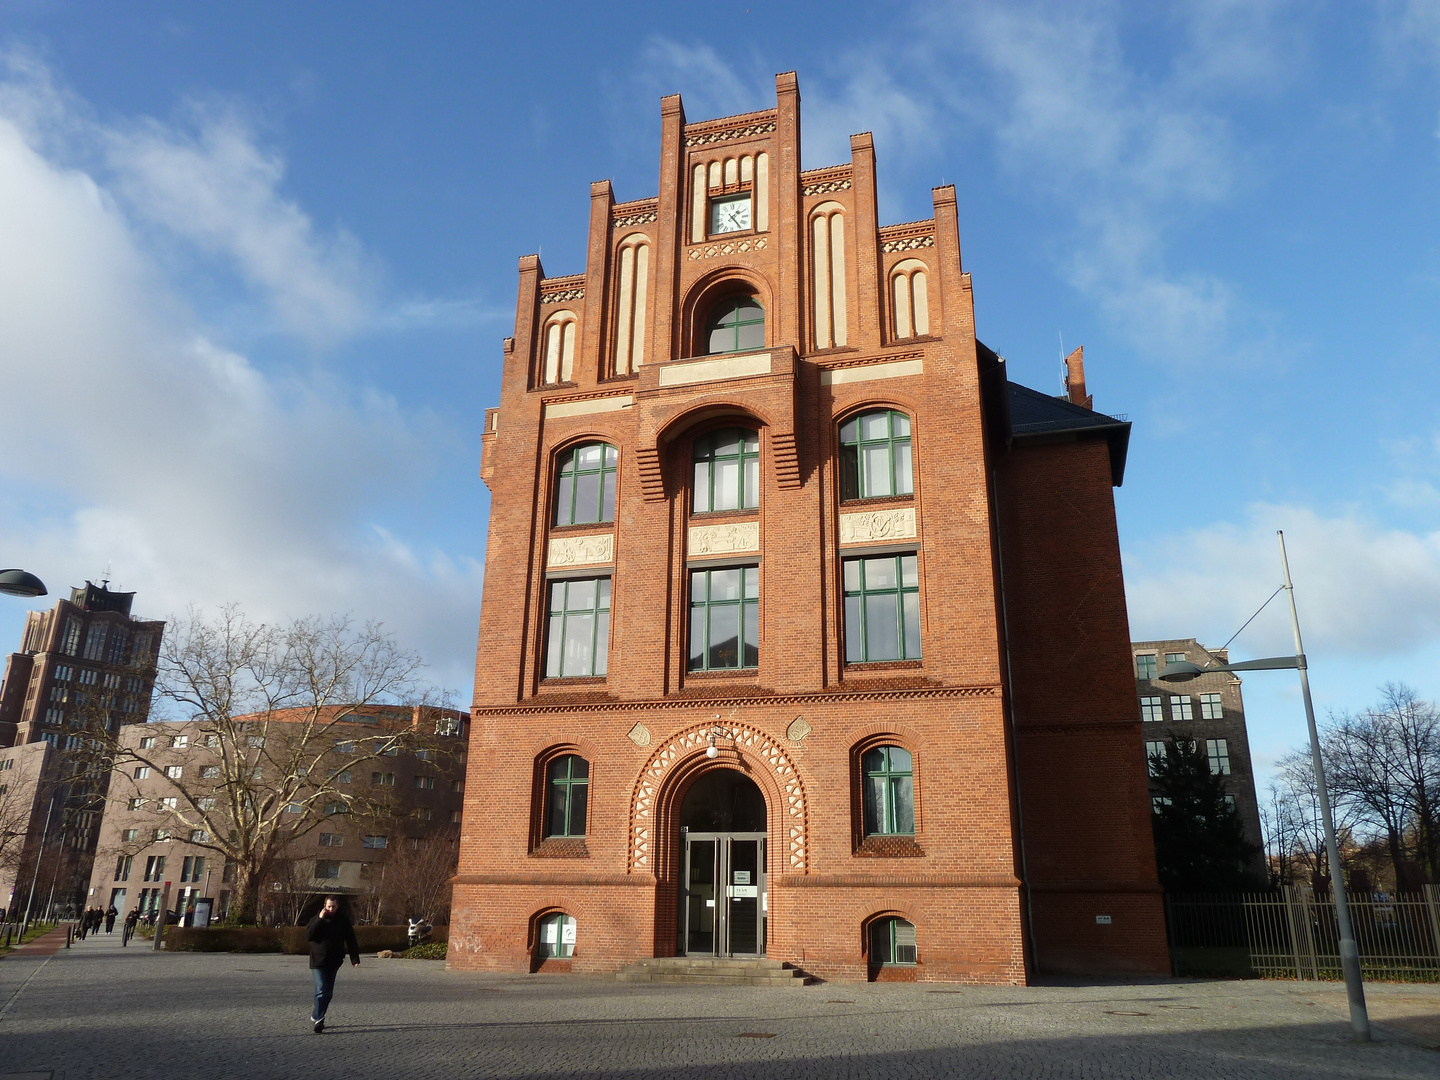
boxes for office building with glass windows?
[452,74,1169,983]
[1132,639,1266,878]
[0,582,164,918]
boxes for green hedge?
[164,924,446,954]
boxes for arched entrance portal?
[679,769,768,957]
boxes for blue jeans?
[311,965,339,1021]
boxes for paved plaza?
[0,931,1436,1080]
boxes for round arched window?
[705,297,765,355]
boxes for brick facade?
[452,74,1168,983]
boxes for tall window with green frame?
[554,443,618,526]
[844,554,920,662]
[545,578,610,678]
[862,746,914,835]
[840,410,913,499]
[693,428,759,513]
[544,756,589,837]
[705,297,765,354]
[689,566,759,670]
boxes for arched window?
[544,756,589,837]
[537,911,576,958]
[693,428,759,513]
[554,443,618,526]
[811,202,847,349]
[890,260,929,339]
[862,746,914,835]
[541,312,577,385]
[839,410,913,500]
[613,235,650,375]
[869,916,917,967]
[705,298,765,355]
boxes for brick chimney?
[1064,345,1093,410]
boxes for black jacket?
[305,912,360,970]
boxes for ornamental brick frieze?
[629,721,808,873]
[838,507,918,545]
[468,683,999,718]
[687,236,767,260]
[683,120,777,146]
[802,177,852,196]
[612,201,658,227]
[540,287,585,304]
[546,533,614,568]
[881,235,935,254]
[688,521,760,556]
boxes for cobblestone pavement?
[0,931,1435,1080]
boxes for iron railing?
[1165,885,1440,981]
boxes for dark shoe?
[312,1018,325,1033]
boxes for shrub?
[400,942,447,960]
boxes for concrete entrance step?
[616,956,811,987]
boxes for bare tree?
[379,825,459,924]
[1267,745,1368,892]
[104,607,450,924]
[0,753,44,886]
[1323,683,1440,889]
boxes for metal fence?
[1165,885,1440,981]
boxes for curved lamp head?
[0,569,47,598]
[1158,660,1207,683]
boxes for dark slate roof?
[1006,381,1132,487]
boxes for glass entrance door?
[682,831,766,957]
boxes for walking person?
[305,896,359,1033]
[122,907,139,947]
[105,905,118,934]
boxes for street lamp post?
[0,569,47,597]
[1159,530,1370,1041]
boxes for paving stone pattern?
[0,932,1434,1080]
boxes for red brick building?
[451,74,1168,983]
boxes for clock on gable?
[710,194,752,235]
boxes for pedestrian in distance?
[105,905,118,933]
[122,907,139,947]
[305,896,359,1033]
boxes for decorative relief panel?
[838,507,918,545]
[629,721,808,872]
[688,521,760,556]
[627,723,652,748]
[688,236,767,260]
[684,120,777,146]
[541,288,585,304]
[786,715,812,744]
[546,533,614,568]
[803,178,852,196]
[881,235,935,254]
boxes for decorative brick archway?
[628,721,809,874]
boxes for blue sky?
[1,2,1438,794]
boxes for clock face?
[710,195,752,234]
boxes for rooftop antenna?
[100,562,112,589]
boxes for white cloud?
[0,53,482,698]
[1124,505,1440,659]
[104,103,376,346]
